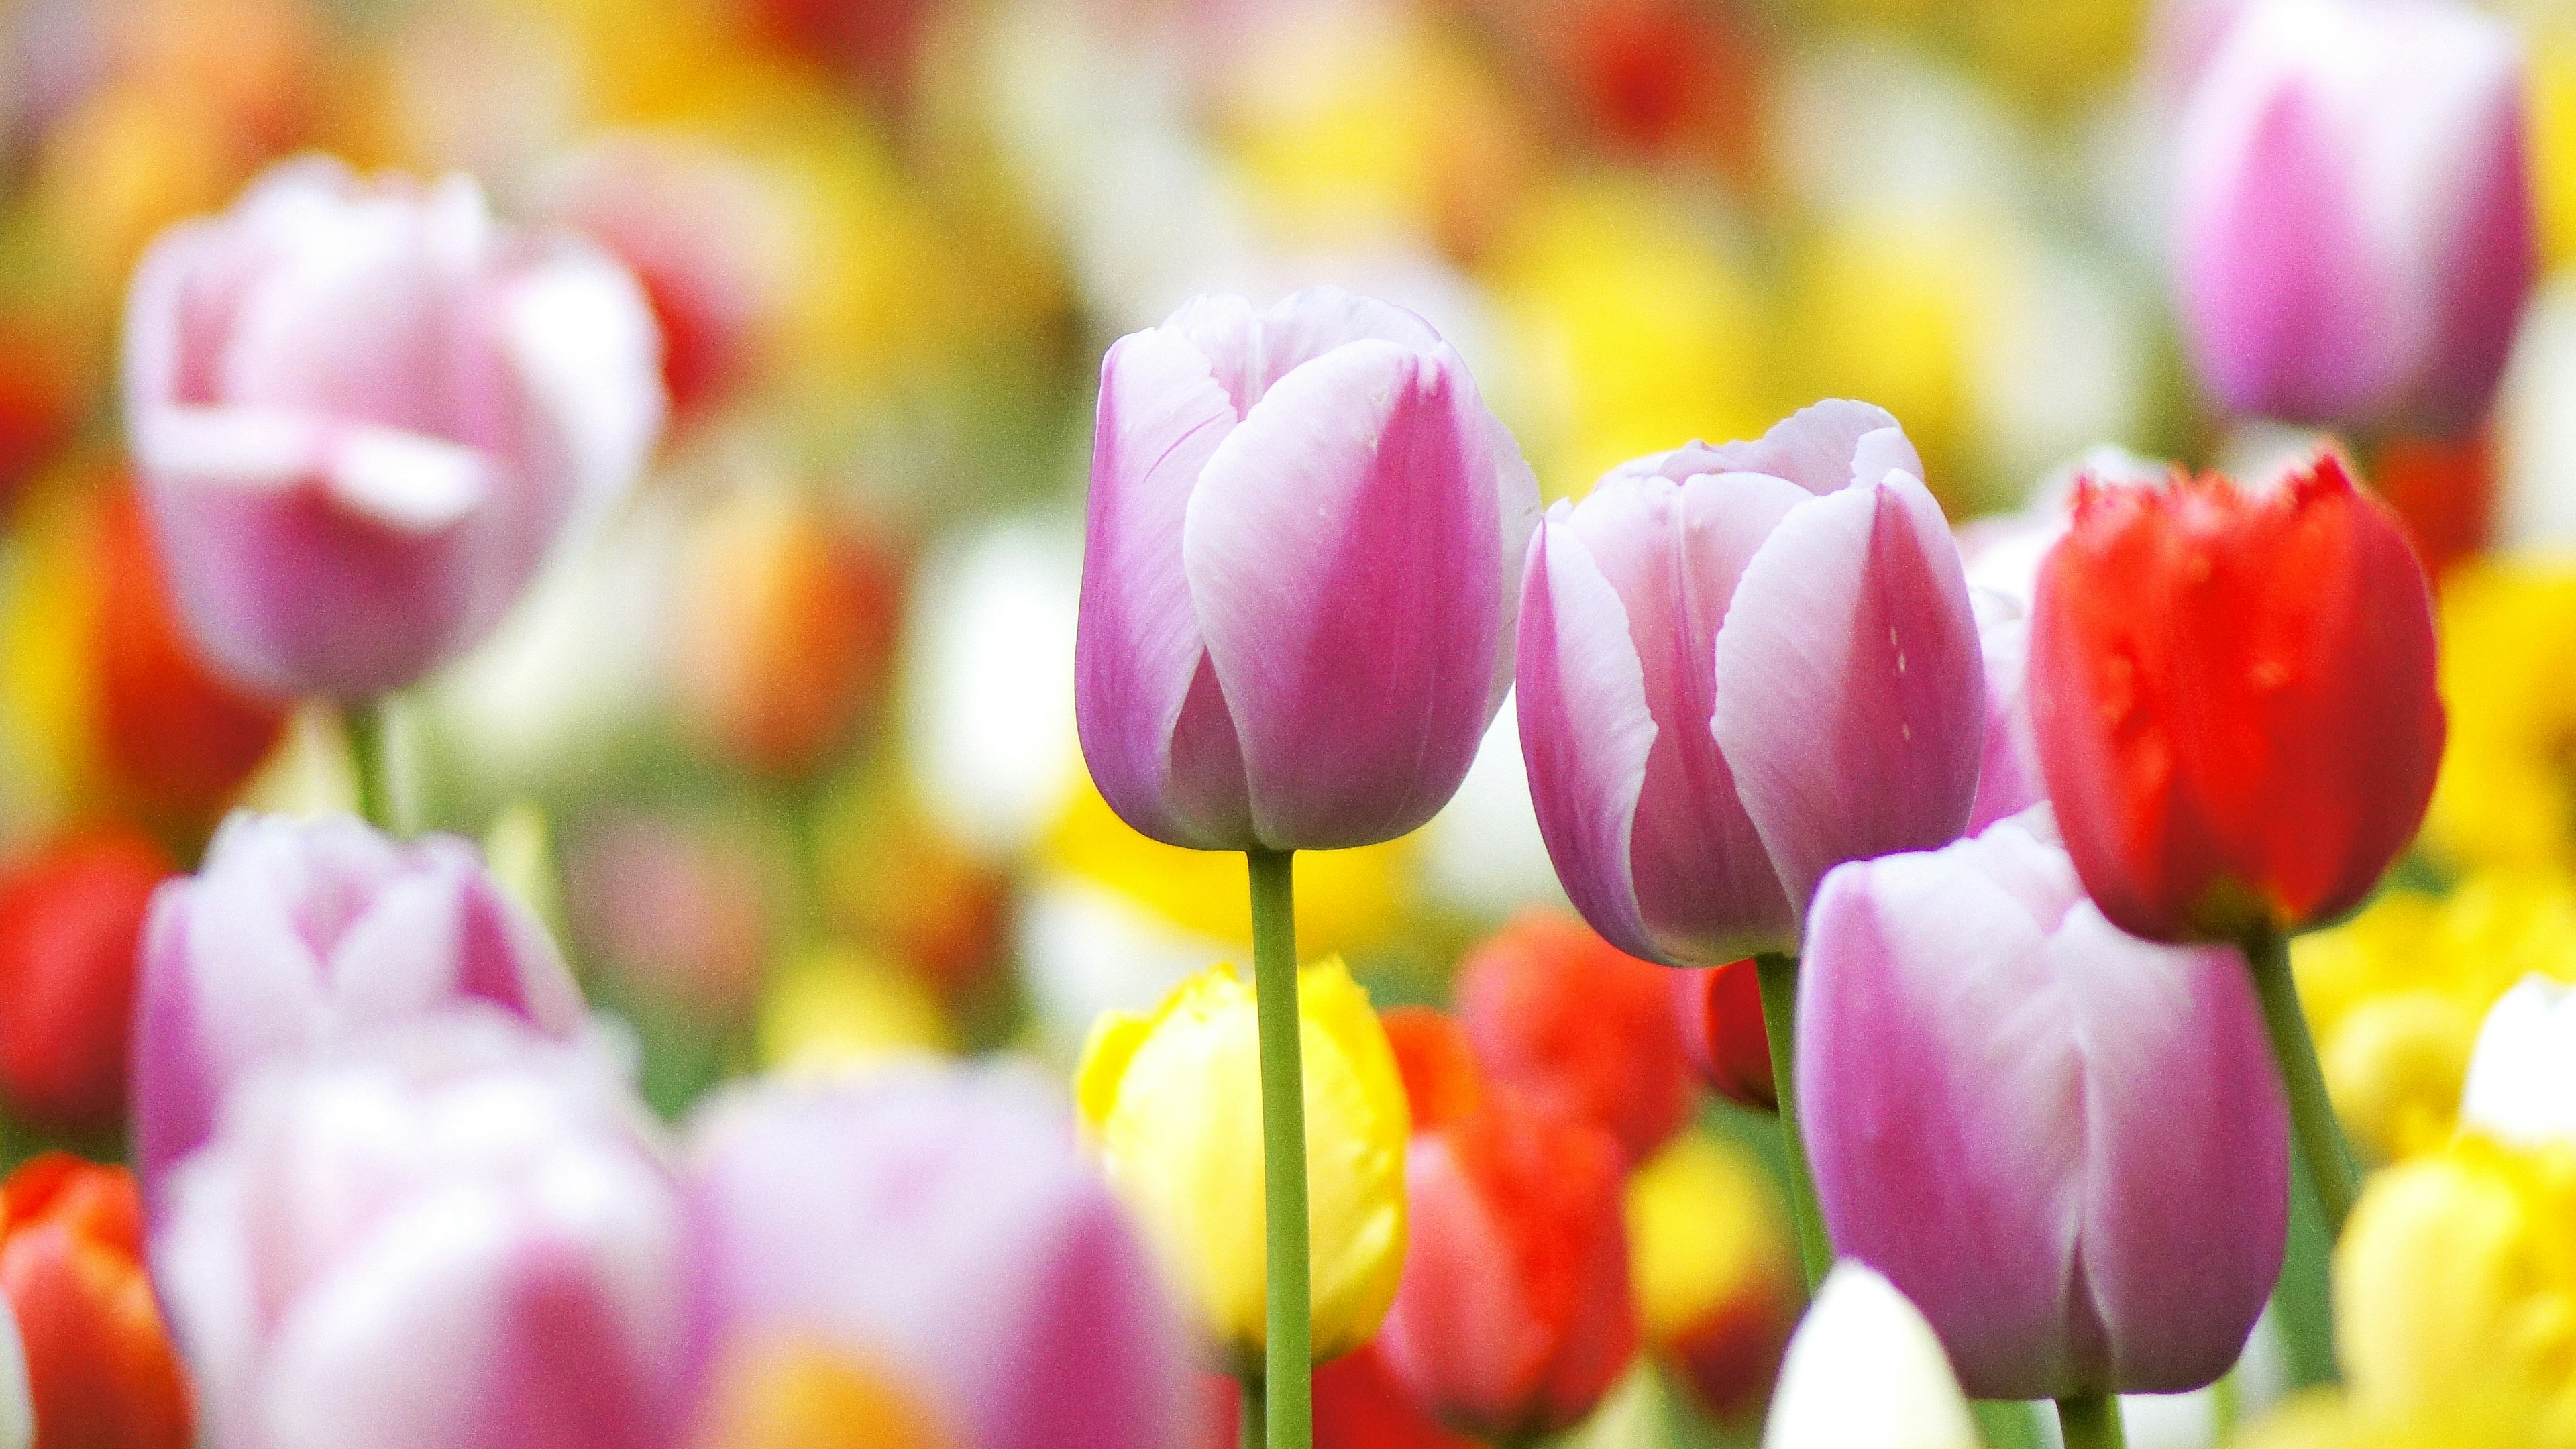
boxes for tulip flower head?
[1075,957,1409,1369]
[1800,807,2288,1399]
[1076,287,1538,853]
[2028,452,2444,943]
[1453,913,1695,1165]
[0,826,174,1134]
[1671,957,1773,1111]
[2174,0,2534,434]
[1762,1264,1976,1449]
[1515,401,1985,964]
[0,1156,191,1449]
[1625,1134,1799,1422]
[123,156,666,699]
[1965,589,2044,835]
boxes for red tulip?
[1672,957,1773,1111]
[0,1155,193,1449]
[1379,1006,1489,1134]
[0,827,174,1133]
[1454,914,1695,1165]
[2028,451,2444,942]
[1197,1345,1476,1449]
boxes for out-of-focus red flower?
[2372,430,2493,583]
[1454,914,1696,1166]
[1378,1006,1488,1134]
[1671,957,1772,1111]
[740,0,937,108]
[2029,452,2446,942]
[0,1155,193,1449]
[0,826,173,1134]
[0,323,78,520]
[92,485,289,826]
[1197,1344,1477,1449]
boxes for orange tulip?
[0,1156,192,1449]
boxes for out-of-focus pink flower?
[1515,402,1984,964]
[1964,590,2043,835]
[1799,808,2287,1400]
[684,1067,1193,1449]
[123,156,665,699]
[2173,0,2533,435]
[153,1014,691,1449]
[130,811,588,1214]
[1076,287,1538,853]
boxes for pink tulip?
[131,811,588,1216]
[123,156,666,698]
[2174,0,2534,434]
[1797,807,2287,1399]
[1964,590,2044,835]
[684,1067,1193,1449]
[152,1013,692,1449]
[1076,288,1539,852]
[1515,402,1984,964]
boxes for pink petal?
[1702,400,1920,498]
[1166,288,1446,416]
[1966,593,2045,834]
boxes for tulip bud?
[1965,589,2043,835]
[122,156,665,699]
[1671,957,1773,1111]
[0,826,174,1134]
[1762,1264,1977,1449]
[2029,453,2444,943]
[2174,0,2534,434]
[1076,287,1539,853]
[0,1155,191,1449]
[685,1068,1194,1449]
[153,1014,690,1449]
[1076,957,1409,1368]
[131,811,588,1212]
[2461,975,2576,1148]
[1800,808,2288,1399]
[1454,914,1695,1165]
[1626,1134,1799,1424]
[1515,402,1985,963]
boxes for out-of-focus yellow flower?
[2536,31,2576,272]
[757,944,951,1075]
[2424,559,2576,871]
[1075,957,1409,1371]
[690,1334,951,1449]
[2294,871,2576,1161]
[0,480,99,833]
[1625,1132,1799,1421]
[2233,1389,2546,1449]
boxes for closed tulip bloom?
[2028,453,2443,943]
[1763,1265,1976,1449]
[1454,913,1695,1165]
[684,1068,1193,1449]
[1626,1134,1799,1423]
[1799,808,2288,1398]
[1075,957,1409,1368]
[1515,402,1984,964]
[130,812,588,1212]
[2174,0,2533,434]
[1076,287,1538,852]
[1671,957,1773,1111]
[1,1156,191,1449]
[1965,590,2044,835]
[0,827,174,1134]
[153,1014,690,1449]
[123,156,665,699]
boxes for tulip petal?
[497,241,667,514]
[1514,519,1661,963]
[1185,340,1503,848]
[1713,472,1984,926]
[1702,401,1917,498]
[1167,288,1445,415]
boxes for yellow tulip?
[757,944,951,1075]
[2424,560,2576,873]
[1075,957,1409,1373]
[1624,1132,1800,1421]
[690,1334,951,1449]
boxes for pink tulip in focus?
[1515,402,1985,964]
[1798,807,2287,1399]
[2174,0,2534,435]
[684,1067,1194,1449]
[1964,590,2044,835]
[1077,288,1539,852]
[131,811,588,1215]
[123,156,666,698]
[152,1013,691,1449]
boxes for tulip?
[122,155,665,700]
[2173,0,2534,435]
[1670,957,1773,1111]
[1965,590,2043,835]
[1199,1346,1476,1449]
[1762,1264,1977,1449]
[1075,957,1408,1371]
[1625,1134,1798,1424]
[130,811,588,1212]
[1,1155,191,1449]
[684,1067,1194,1449]
[1452,913,1695,1165]
[2460,975,2576,1147]
[0,826,174,1134]
[1075,286,1537,854]
[1799,808,2288,1399]
[0,1296,25,1449]
[152,1013,690,1449]
[1377,1007,1489,1134]
[1515,400,1984,965]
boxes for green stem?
[1972,1399,2043,1448]
[344,699,392,833]
[2241,922,2359,1236]
[1247,848,1310,1449]
[1755,951,1832,1289]
[2213,1364,2241,1439]
[1240,1376,1265,1449]
[2055,1393,2127,1449]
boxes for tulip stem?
[1247,847,1311,1449]
[2055,1392,2126,1449]
[1754,951,1832,1289]
[1240,1377,1265,1449]
[2241,923,2358,1236]
[345,699,392,833]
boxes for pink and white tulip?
[1076,287,1538,852]
[131,812,588,1214]
[123,156,666,699]
[1515,402,1985,964]
[2173,0,2534,435]
[1798,808,2287,1399]
[1965,590,2044,835]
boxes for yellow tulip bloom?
[2424,561,2576,873]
